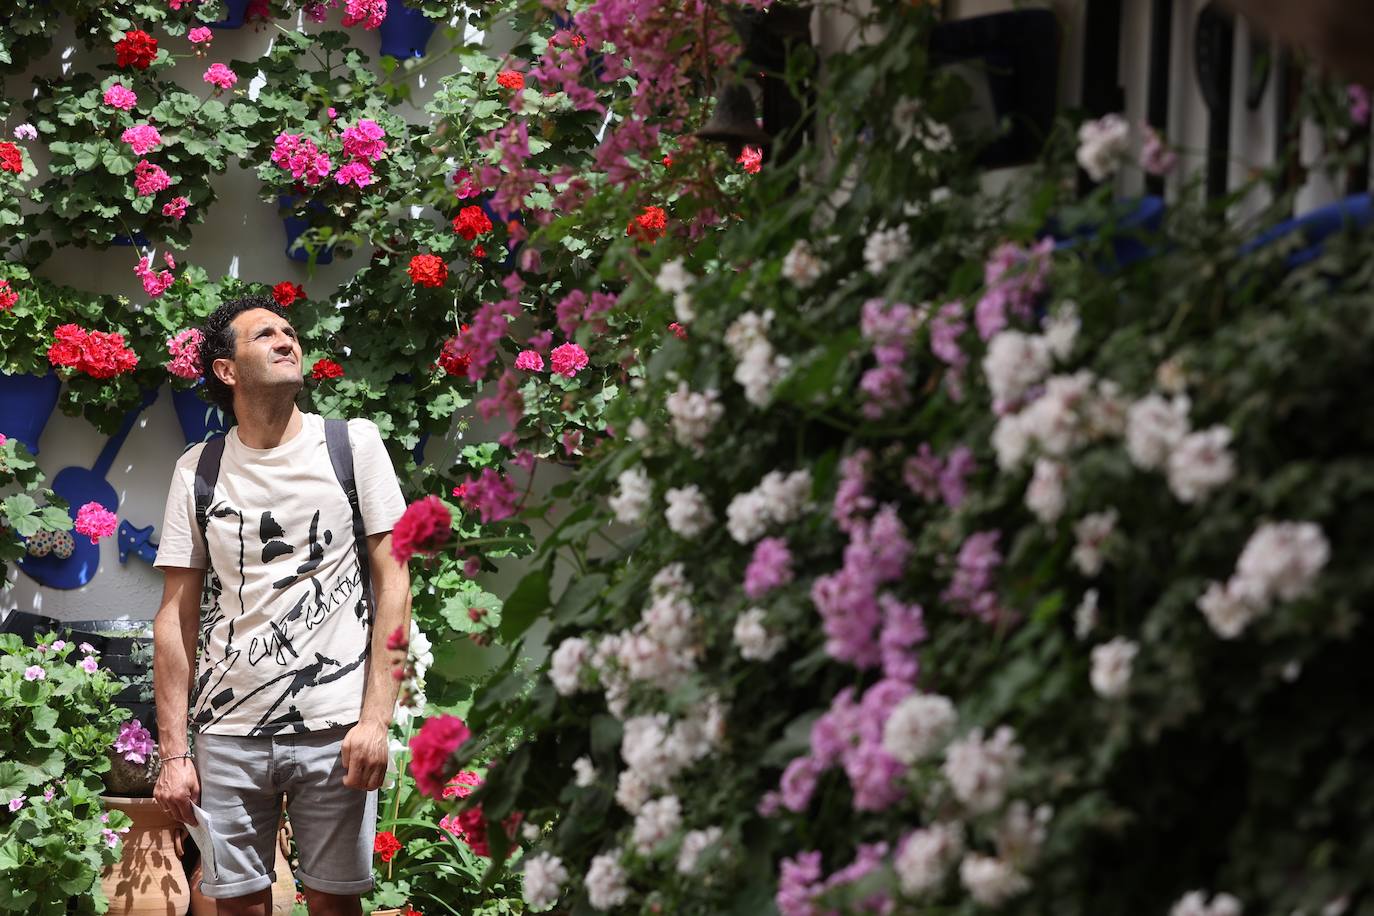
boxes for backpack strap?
[193,437,227,550]
[324,418,376,625]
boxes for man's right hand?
[154,757,200,826]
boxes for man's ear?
[212,357,235,390]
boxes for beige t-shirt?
[154,412,406,737]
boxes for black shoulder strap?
[193,437,227,549]
[324,418,376,625]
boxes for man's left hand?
[340,720,390,791]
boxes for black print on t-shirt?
[191,497,370,737]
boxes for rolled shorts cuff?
[199,872,275,899]
[296,868,375,895]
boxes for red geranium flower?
[496,70,525,91]
[452,205,493,240]
[47,324,138,378]
[436,330,471,378]
[408,253,448,288]
[737,144,763,174]
[310,358,344,381]
[114,30,158,70]
[272,281,305,307]
[626,205,667,243]
[0,280,17,312]
[373,831,402,863]
[0,143,23,174]
[662,154,674,168]
[471,244,486,258]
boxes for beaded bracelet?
[159,753,194,763]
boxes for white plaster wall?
[1,10,513,626]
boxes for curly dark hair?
[200,295,293,414]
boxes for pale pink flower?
[80,656,99,674]
[1140,124,1178,176]
[188,27,213,45]
[166,327,204,380]
[22,667,44,682]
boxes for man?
[152,295,411,916]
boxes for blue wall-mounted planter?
[379,0,437,59]
[171,385,229,446]
[1240,193,1372,270]
[278,193,334,265]
[0,370,62,456]
[1051,196,1166,272]
[111,230,150,248]
[209,0,250,29]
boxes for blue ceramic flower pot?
[1051,196,1166,271]
[209,0,250,29]
[379,0,437,59]
[111,230,150,247]
[278,193,334,265]
[171,385,229,445]
[1240,193,1372,270]
[0,370,61,455]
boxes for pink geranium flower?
[202,63,238,90]
[133,160,172,196]
[114,720,154,764]
[22,666,44,682]
[188,27,213,45]
[166,327,204,380]
[341,118,387,163]
[549,342,589,378]
[513,349,544,371]
[162,196,190,220]
[390,495,451,564]
[121,124,162,156]
[334,160,376,188]
[409,714,472,799]
[103,84,137,111]
[75,502,118,544]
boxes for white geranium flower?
[1025,458,1068,524]
[781,238,823,289]
[959,853,1030,906]
[1074,589,1099,640]
[664,485,714,539]
[1076,113,1131,182]
[1167,426,1236,502]
[549,637,591,696]
[584,852,630,910]
[1089,637,1138,699]
[1197,580,1260,639]
[522,852,568,910]
[943,725,1023,814]
[1071,509,1118,576]
[1234,521,1329,603]
[983,330,1051,408]
[655,257,692,295]
[631,795,682,854]
[1043,301,1080,360]
[883,692,957,764]
[733,608,785,661]
[895,822,963,895]
[677,826,723,875]
[863,223,911,275]
[666,383,724,454]
[1126,394,1190,470]
[609,466,652,525]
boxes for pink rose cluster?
[75,502,118,544]
[166,327,204,380]
[776,843,893,916]
[857,297,923,420]
[902,442,974,509]
[974,237,1054,341]
[941,530,1009,625]
[553,288,617,337]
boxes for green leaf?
[552,574,606,625]
[492,566,546,643]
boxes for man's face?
[220,308,303,404]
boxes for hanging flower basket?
[0,369,61,455]
[379,0,437,60]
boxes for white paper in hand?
[186,803,218,881]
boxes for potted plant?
[0,632,132,913]
[0,436,75,584]
[232,28,418,264]
[0,99,38,259]
[25,56,258,250]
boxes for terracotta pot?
[99,795,192,916]
[188,813,296,914]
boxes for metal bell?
[695,81,772,158]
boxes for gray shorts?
[193,725,377,899]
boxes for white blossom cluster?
[655,257,696,323]
[631,794,682,854]
[1071,508,1118,577]
[882,692,957,765]
[733,607,786,661]
[993,370,1126,473]
[664,484,714,539]
[982,303,1079,411]
[1125,393,1236,503]
[892,96,955,156]
[1076,113,1131,182]
[1089,637,1139,699]
[609,466,653,525]
[781,238,823,289]
[863,223,912,275]
[894,822,964,896]
[725,310,791,407]
[584,852,630,910]
[1170,890,1244,916]
[676,825,724,875]
[725,467,813,544]
[666,382,724,454]
[942,725,1025,814]
[522,852,569,910]
[1197,521,1330,638]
